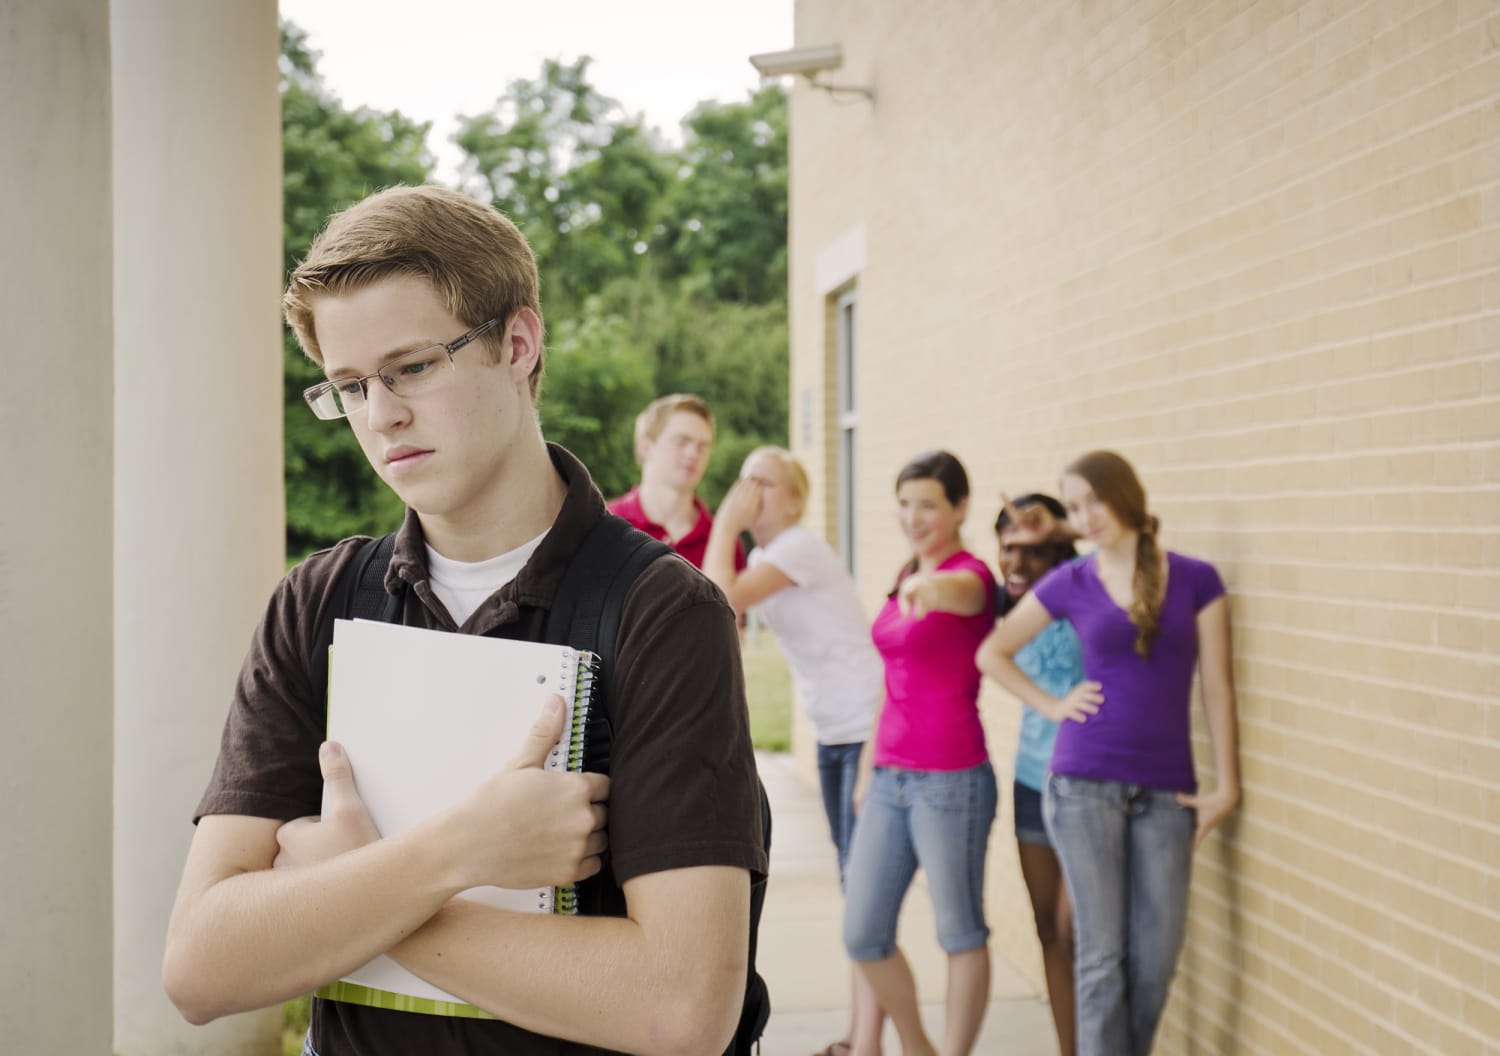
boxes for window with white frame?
[836,290,858,575]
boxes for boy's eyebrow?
[324,339,441,379]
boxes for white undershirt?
[424,529,549,627]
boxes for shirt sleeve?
[194,540,362,823]
[607,558,767,884]
[1191,555,1227,611]
[1030,560,1076,620]
[966,554,999,617]
[757,529,821,587]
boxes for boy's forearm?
[164,820,462,1023]
[390,866,749,1055]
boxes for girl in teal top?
[995,493,1083,1056]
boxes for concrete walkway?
[754,751,1060,1056]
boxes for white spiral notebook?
[314,617,599,1018]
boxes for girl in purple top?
[977,451,1240,1056]
[843,451,999,1056]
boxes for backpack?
[310,513,772,1054]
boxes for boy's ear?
[506,307,544,380]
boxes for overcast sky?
[279,0,795,182]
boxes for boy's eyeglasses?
[302,316,504,421]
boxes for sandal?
[812,1042,852,1056]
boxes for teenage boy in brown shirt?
[163,185,765,1055]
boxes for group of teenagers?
[162,183,1238,1056]
[608,391,1241,1056]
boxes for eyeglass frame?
[302,315,506,420]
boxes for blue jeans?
[818,741,864,885]
[1044,774,1195,1056]
[843,763,997,961]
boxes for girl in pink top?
[843,451,998,1056]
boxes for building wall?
[111,2,286,1052]
[1,2,116,1050]
[787,0,1499,1051]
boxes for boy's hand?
[273,741,379,870]
[439,694,611,892]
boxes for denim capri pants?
[843,762,998,961]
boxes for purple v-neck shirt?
[1032,551,1225,793]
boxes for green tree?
[654,87,789,305]
[456,66,788,505]
[280,21,434,558]
[455,58,671,319]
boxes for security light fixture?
[748,43,874,102]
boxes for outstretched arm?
[976,594,1102,724]
[896,568,989,619]
[1176,596,1240,850]
[162,698,607,1024]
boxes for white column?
[111,1,284,1053]
[0,3,115,1052]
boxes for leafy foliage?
[457,63,789,507]
[280,22,788,552]
[281,22,433,557]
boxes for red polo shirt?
[608,487,745,570]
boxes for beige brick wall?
[786,0,1499,1051]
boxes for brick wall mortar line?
[1163,926,1398,1056]
[1156,946,1331,1056]
[1234,617,1499,660]
[1000,258,1494,377]
[1193,840,1500,983]
[1008,387,1499,444]
[1234,705,1500,788]
[1128,436,1500,472]
[1216,770,1500,888]
[1014,63,1497,297]
[1233,648,1497,705]
[987,294,1498,398]
[1185,879,1495,1053]
[992,324,1500,406]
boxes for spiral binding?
[552,649,600,917]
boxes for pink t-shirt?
[870,550,998,772]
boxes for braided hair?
[1065,451,1164,658]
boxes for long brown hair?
[1066,450,1163,658]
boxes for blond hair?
[283,185,545,396]
[633,394,715,464]
[742,446,809,521]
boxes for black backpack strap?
[543,514,673,686]
[547,514,772,1055]
[309,533,400,716]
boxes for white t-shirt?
[749,524,880,745]
[425,529,549,627]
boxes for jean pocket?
[1047,774,1091,800]
[917,765,995,813]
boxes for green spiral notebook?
[314,617,599,1017]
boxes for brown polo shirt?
[196,444,766,1055]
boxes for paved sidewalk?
[754,751,1060,1056]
